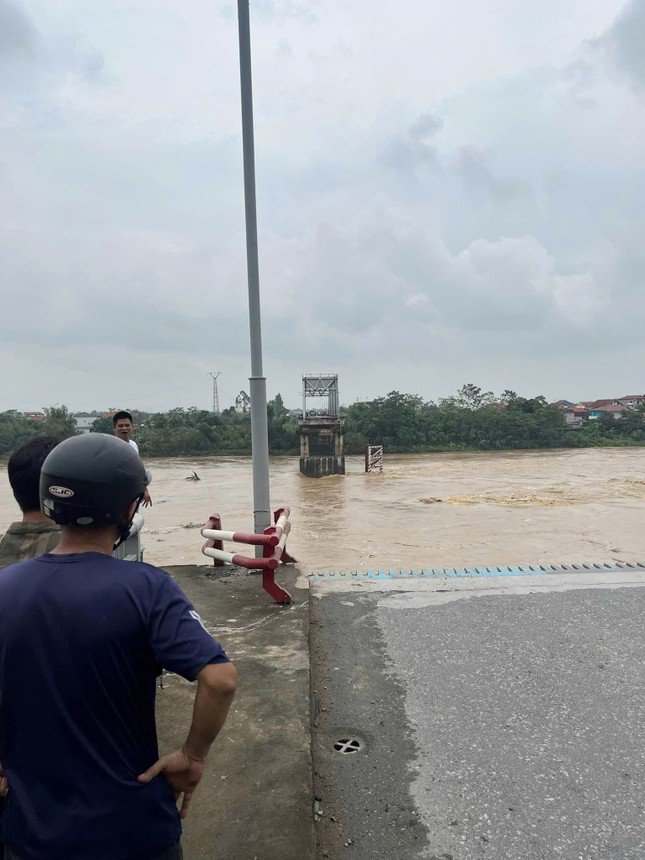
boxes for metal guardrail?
[113,512,145,562]
[201,507,295,603]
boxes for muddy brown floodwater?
[1,448,645,570]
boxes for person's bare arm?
[138,662,236,818]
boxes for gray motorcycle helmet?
[40,433,148,546]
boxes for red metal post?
[261,570,291,604]
[201,515,225,566]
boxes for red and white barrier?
[200,507,295,604]
[365,445,383,473]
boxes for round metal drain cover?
[334,738,362,754]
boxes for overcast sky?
[1,0,643,411]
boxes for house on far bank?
[588,403,634,421]
[618,395,645,408]
[553,395,642,427]
[22,411,45,422]
[579,398,619,409]
[563,407,588,428]
[73,413,97,434]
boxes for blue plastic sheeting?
[311,562,645,579]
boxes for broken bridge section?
[299,374,345,478]
[310,566,645,858]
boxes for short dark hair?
[8,436,62,512]
[112,411,133,426]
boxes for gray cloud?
[410,113,443,141]
[0,0,36,57]
[569,0,645,98]
[0,1,643,410]
[598,0,645,89]
[250,0,319,24]
[218,0,319,23]
[283,222,607,337]
[455,146,531,203]
[382,113,442,171]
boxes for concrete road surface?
[310,570,645,859]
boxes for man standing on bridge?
[0,434,236,859]
[113,409,152,507]
[0,436,61,569]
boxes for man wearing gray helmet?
[0,433,236,860]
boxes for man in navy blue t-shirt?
[0,434,236,859]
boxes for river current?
[2,448,644,570]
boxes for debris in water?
[185,471,201,481]
[446,493,579,507]
[420,497,443,504]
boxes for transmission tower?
[209,372,221,413]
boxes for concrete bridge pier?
[298,374,345,478]
[298,419,345,477]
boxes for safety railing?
[113,511,145,562]
[200,507,295,604]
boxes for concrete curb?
[157,565,315,860]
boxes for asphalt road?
[310,571,645,859]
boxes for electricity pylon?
[209,372,221,413]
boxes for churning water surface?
[3,448,643,570]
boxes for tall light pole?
[237,0,271,544]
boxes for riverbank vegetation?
[0,406,79,456]
[2,386,645,457]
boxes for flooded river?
[2,448,645,570]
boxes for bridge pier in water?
[298,374,345,478]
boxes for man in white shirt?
[112,411,152,507]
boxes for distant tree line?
[343,386,645,453]
[2,386,644,458]
[0,406,79,456]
